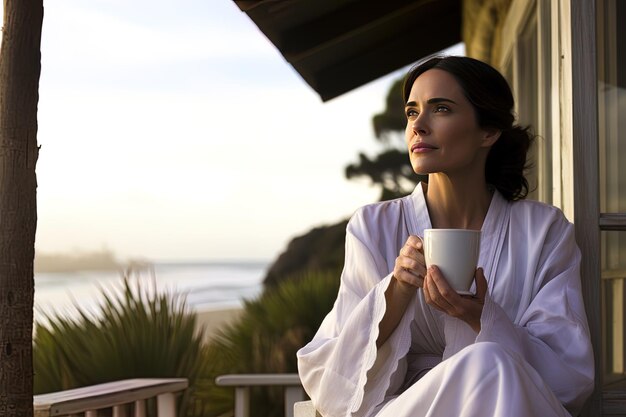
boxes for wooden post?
[0,0,43,416]
[156,392,176,417]
[113,404,128,417]
[233,387,250,417]
[284,386,305,417]
[134,399,146,417]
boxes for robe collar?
[405,182,507,241]
[404,182,511,293]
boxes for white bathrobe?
[297,184,594,417]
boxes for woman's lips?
[411,142,438,153]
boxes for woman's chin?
[411,164,433,176]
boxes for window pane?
[598,0,626,213]
[601,231,626,382]
[517,14,540,201]
[511,7,552,204]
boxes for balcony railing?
[215,373,305,417]
[33,378,188,417]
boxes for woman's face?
[404,69,498,177]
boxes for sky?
[2,1,462,262]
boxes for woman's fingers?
[424,266,455,311]
[393,235,427,288]
[474,267,488,300]
[395,266,424,287]
[399,237,424,263]
[424,266,487,332]
[393,258,424,287]
[406,235,423,250]
[396,255,422,272]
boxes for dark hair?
[402,55,534,201]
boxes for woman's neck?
[424,173,493,230]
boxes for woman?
[297,56,594,417]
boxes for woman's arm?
[377,235,426,347]
[297,206,418,417]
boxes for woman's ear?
[480,128,501,148]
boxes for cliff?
[263,219,348,287]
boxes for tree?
[0,0,43,415]
[345,78,426,201]
[264,77,429,286]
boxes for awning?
[233,0,462,101]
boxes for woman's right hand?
[379,235,427,347]
[392,235,427,293]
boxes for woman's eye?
[406,109,418,118]
[434,105,450,113]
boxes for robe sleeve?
[297,207,416,417]
[468,210,593,415]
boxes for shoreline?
[33,305,246,343]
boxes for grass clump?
[198,269,341,417]
[33,275,209,416]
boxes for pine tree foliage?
[345,78,426,200]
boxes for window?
[602,230,626,379]
[597,0,626,384]
[598,0,626,214]
[499,0,552,204]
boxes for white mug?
[423,229,481,295]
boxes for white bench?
[215,373,306,417]
[294,400,321,417]
[33,378,188,417]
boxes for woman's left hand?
[423,266,488,332]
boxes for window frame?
[501,0,607,415]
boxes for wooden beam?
[599,214,626,231]
[569,0,601,415]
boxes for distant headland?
[34,249,148,273]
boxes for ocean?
[34,260,269,325]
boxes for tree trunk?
[0,0,43,415]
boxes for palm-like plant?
[198,269,341,417]
[33,275,209,416]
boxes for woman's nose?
[412,114,429,136]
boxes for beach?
[195,306,244,343]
